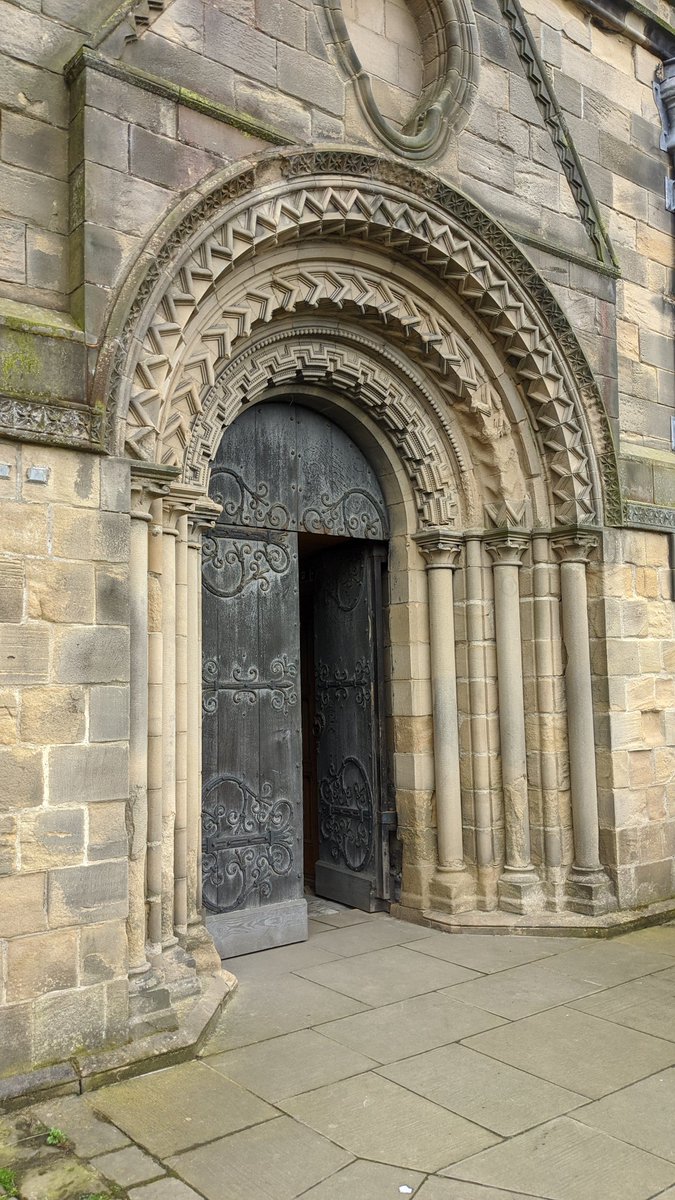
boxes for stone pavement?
[5,904,675,1200]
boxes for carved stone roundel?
[323,0,480,160]
[108,152,620,527]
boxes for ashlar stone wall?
[0,440,130,1075]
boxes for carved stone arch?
[102,149,620,527]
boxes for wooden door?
[202,402,390,955]
[313,541,392,911]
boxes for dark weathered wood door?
[313,542,391,911]
[202,401,389,956]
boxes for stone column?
[415,530,474,912]
[532,536,564,882]
[127,478,153,980]
[485,534,541,912]
[174,512,189,939]
[146,496,164,956]
[465,535,498,909]
[161,503,180,954]
[552,532,615,914]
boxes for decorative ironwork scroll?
[317,658,371,709]
[202,775,295,912]
[201,531,291,599]
[319,757,374,873]
[210,466,290,529]
[302,489,386,539]
[202,655,299,715]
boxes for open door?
[312,541,393,911]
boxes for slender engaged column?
[552,532,615,914]
[128,481,153,978]
[465,536,498,909]
[415,530,474,912]
[161,505,180,952]
[146,497,164,955]
[174,512,189,939]
[186,517,202,930]
[485,534,541,913]
[532,537,564,878]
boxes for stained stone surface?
[167,1116,353,1200]
[378,1044,587,1135]
[5,915,675,1200]
[279,1073,500,1171]
[445,1116,675,1200]
[297,944,478,1005]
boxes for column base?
[128,968,177,1039]
[154,942,202,1002]
[566,867,617,916]
[182,922,222,976]
[498,867,544,914]
[429,866,476,913]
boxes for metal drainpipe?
[653,59,675,210]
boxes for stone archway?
[113,149,618,1015]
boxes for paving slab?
[378,1044,587,1135]
[615,922,675,956]
[279,1071,500,1172]
[574,1066,675,1162]
[406,933,581,974]
[570,974,675,1040]
[296,945,478,1005]
[440,961,604,1020]
[92,1144,165,1186]
[23,1095,130,1159]
[317,990,506,1064]
[90,1059,276,1157]
[462,1006,675,1098]
[223,939,344,982]
[445,1115,675,1200]
[18,1156,112,1200]
[307,917,433,957]
[130,1182,204,1200]
[300,1159,426,1197]
[536,941,675,987]
[417,1180,550,1199]
[206,1027,377,1101]
[200,974,368,1053]
[168,1115,353,1200]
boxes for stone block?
[22,448,99,514]
[0,557,23,622]
[105,976,130,1044]
[0,871,46,937]
[89,685,130,742]
[0,688,17,744]
[83,161,172,240]
[0,813,17,874]
[0,745,43,810]
[34,983,107,1062]
[0,110,68,179]
[83,68,177,137]
[129,125,218,190]
[96,566,130,625]
[0,160,68,233]
[26,226,68,292]
[203,8,277,84]
[176,106,269,160]
[80,919,128,983]
[51,507,129,563]
[459,131,515,192]
[20,685,86,744]
[53,626,129,684]
[277,43,345,114]
[48,860,128,927]
[0,1000,33,1078]
[6,927,78,1002]
[0,500,47,554]
[48,743,129,805]
[77,221,140,291]
[26,559,95,624]
[233,78,311,140]
[88,800,128,861]
[0,216,26,284]
[20,807,85,870]
[101,458,131,514]
[80,106,130,173]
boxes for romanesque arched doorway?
[201,401,393,956]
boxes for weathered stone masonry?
[0,0,675,1088]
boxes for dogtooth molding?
[99,150,621,527]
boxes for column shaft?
[161,515,179,950]
[465,537,493,871]
[128,494,151,976]
[427,562,464,868]
[186,525,202,929]
[174,513,189,937]
[146,498,164,954]
[532,536,563,872]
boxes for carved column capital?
[484,533,529,567]
[551,531,599,565]
[414,528,463,569]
